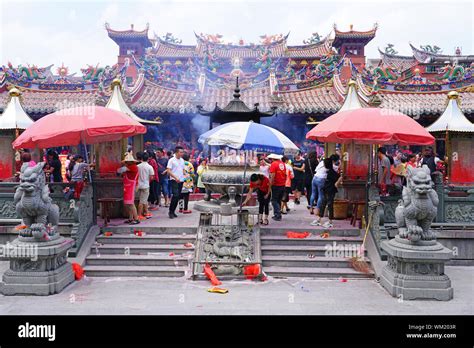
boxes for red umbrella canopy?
[12,106,147,149]
[306,108,434,145]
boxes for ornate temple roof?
[0,87,98,115]
[425,91,474,132]
[1,23,473,122]
[153,40,196,58]
[105,23,152,47]
[410,44,474,64]
[285,40,332,58]
[332,24,377,47]
[378,49,418,72]
[196,77,275,123]
[2,75,474,118]
[148,30,334,59]
[0,88,35,130]
[372,91,474,116]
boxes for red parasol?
[306,108,434,145]
[12,106,146,149]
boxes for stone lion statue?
[395,165,439,242]
[13,162,60,241]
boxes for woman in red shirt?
[242,173,271,225]
[117,153,140,225]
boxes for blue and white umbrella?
[198,121,299,155]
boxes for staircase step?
[263,266,374,279]
[85,254,191,266]
[91,243,195,255]
[99,226,197,235]
[261,235,363,246]
[260,227,361,237]
[261,245,366,257]
[83,265,188,277]
[262,255,370,268]
[96,234,196,245]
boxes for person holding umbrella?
[267,154,287,221]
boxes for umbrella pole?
[239,151,248,214]
[82,137,92,183]
[365,145,373,226]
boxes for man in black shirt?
[421,147,437,174]
[291,152,305,205]
[156,148,170,207]
[46,150,63,183]
[304,151,318,210]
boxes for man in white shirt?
[166,146,185,219]
[137,152,155,220]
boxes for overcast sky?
[0,0,472,74]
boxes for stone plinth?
[0,235,75,296]
[194,200,260,215]
[380,236,453,301]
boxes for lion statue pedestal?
[380,166,453,301]
[0,163,75,296]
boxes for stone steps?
[262,255,371,268]
[261,228,374,279]
[261,245,368,257]
[100,226,196,235]
[96,234,195,245]
[85,254,191,266]
[84,265,188,277]
[260,227,360,237]
[89,243,194,255]
[261,235,364,246]
[264,266,373,279]
[84,225,197,277]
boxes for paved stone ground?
[99,200,355,231]
[1,201,472,315]
[0,264,472,315]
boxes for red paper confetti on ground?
[286,231,311,239]
[320,232,330,238]
[72,263,84,280]
[243,264,261,280]
[203,263,222,286]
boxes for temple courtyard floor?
[0,265,472,315]
[0,201,472,315]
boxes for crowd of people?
[14,149,95,199]
[242,152,343,228]
[116,146,204,225]
[376,146,446,196]
[17,141,445,227]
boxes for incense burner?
[201,164,260,198]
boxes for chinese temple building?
[1,23,473,152]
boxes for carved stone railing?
[0,182,96,256]
[367,184,388,260]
